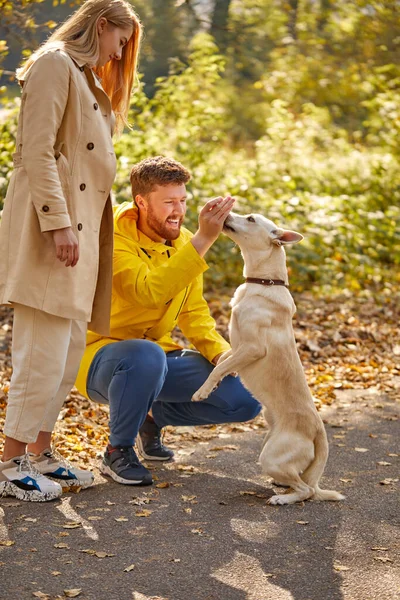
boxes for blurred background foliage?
[0,0,399,294]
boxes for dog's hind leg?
[301,429,345,502]
[267,470,314,505]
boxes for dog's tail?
[312,487,345,501]
[301,428,345,502]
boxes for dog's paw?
[192,382,219,402]
[268,494,292,506]
[192,387,210,402]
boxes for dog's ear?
[272,228,303,246]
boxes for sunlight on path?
[57,496,99,541]
[212,551,294,600]
[0,507,10,543]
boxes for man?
[75,156,261,485]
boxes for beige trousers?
[3,304,87,443]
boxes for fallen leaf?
[377,461,391,466]
[88,516,103,521]
[51,571,62,576]
[296,521,309,525]
[169,558,181,563]
[124,564,135,572]
[354,447,369,452]
[184,508,192,514]
[339,478,353,483]
[63,522,81,529]
[191,528,203,535]
[0,540,15,546]
[24,517,37,523]
[64,590,82,598]
[79,549,115,558]
[32,593,50,599]
[371,547,389,551]
[114,517,129,522]
[135,510,152,518]
[334,564,350,572]
[181,495,197,502]
[239,491,256,496]
[54,543,69,549]
[379,478,398,485]
[209,445,238,451]
[155,482,170,489]
[105,501,115,505]
[374,557,393,563]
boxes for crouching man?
[75,156,261,485]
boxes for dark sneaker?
[100,446,152,486]
[0,454,62,502]
[137,418,174,461]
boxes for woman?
[0,0,142,501]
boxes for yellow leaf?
[354,447,369,452]
[334,564,350,572]
[374,556,393,563]
[380,478,398,485]
[114,517,129,522]
[0,540,15,546]
[63,522,81,529]
[64,590,82,598]
[296,521,309,525]
[135,510,152,517]
[124,564,135,572]
[155,482,170,489]
[54,543,69,549]
[181,495,196,502]
[371,547,389,551]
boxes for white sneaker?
[30,447,94,490]
[0,454,62,502]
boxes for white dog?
[192,212,344,505]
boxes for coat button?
[42,205,49,212]
[77,223,83,231]
[87,142,94,150]
[80,183,86,191]
[93,103,99,110]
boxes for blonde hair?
[17,0,142,134]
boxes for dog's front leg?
[192,341,267,401]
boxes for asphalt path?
[0,387,398,600]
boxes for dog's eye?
[247,216,255,222]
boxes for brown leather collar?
[245,277,289,288]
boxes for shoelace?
[17,454,43,478]
[48,447,73,470]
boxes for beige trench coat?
[0,49,116,335]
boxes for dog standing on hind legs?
[192,212,345,505]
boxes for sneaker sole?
[48,476,94,490]
[136,437,174,462]
[0,481,62,502]
[100,463,152,486]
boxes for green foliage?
[112,34,400,294]
[1,1,399,295]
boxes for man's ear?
[272,228,303,245]
[135,194,146,210]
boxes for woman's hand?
[191,195,235,257]
[52,227,80,267]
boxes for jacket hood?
[113,201,192,250]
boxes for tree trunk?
[211,0,232,51]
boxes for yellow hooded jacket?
[75,201,231,398]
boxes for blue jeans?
[86,339,261,447]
